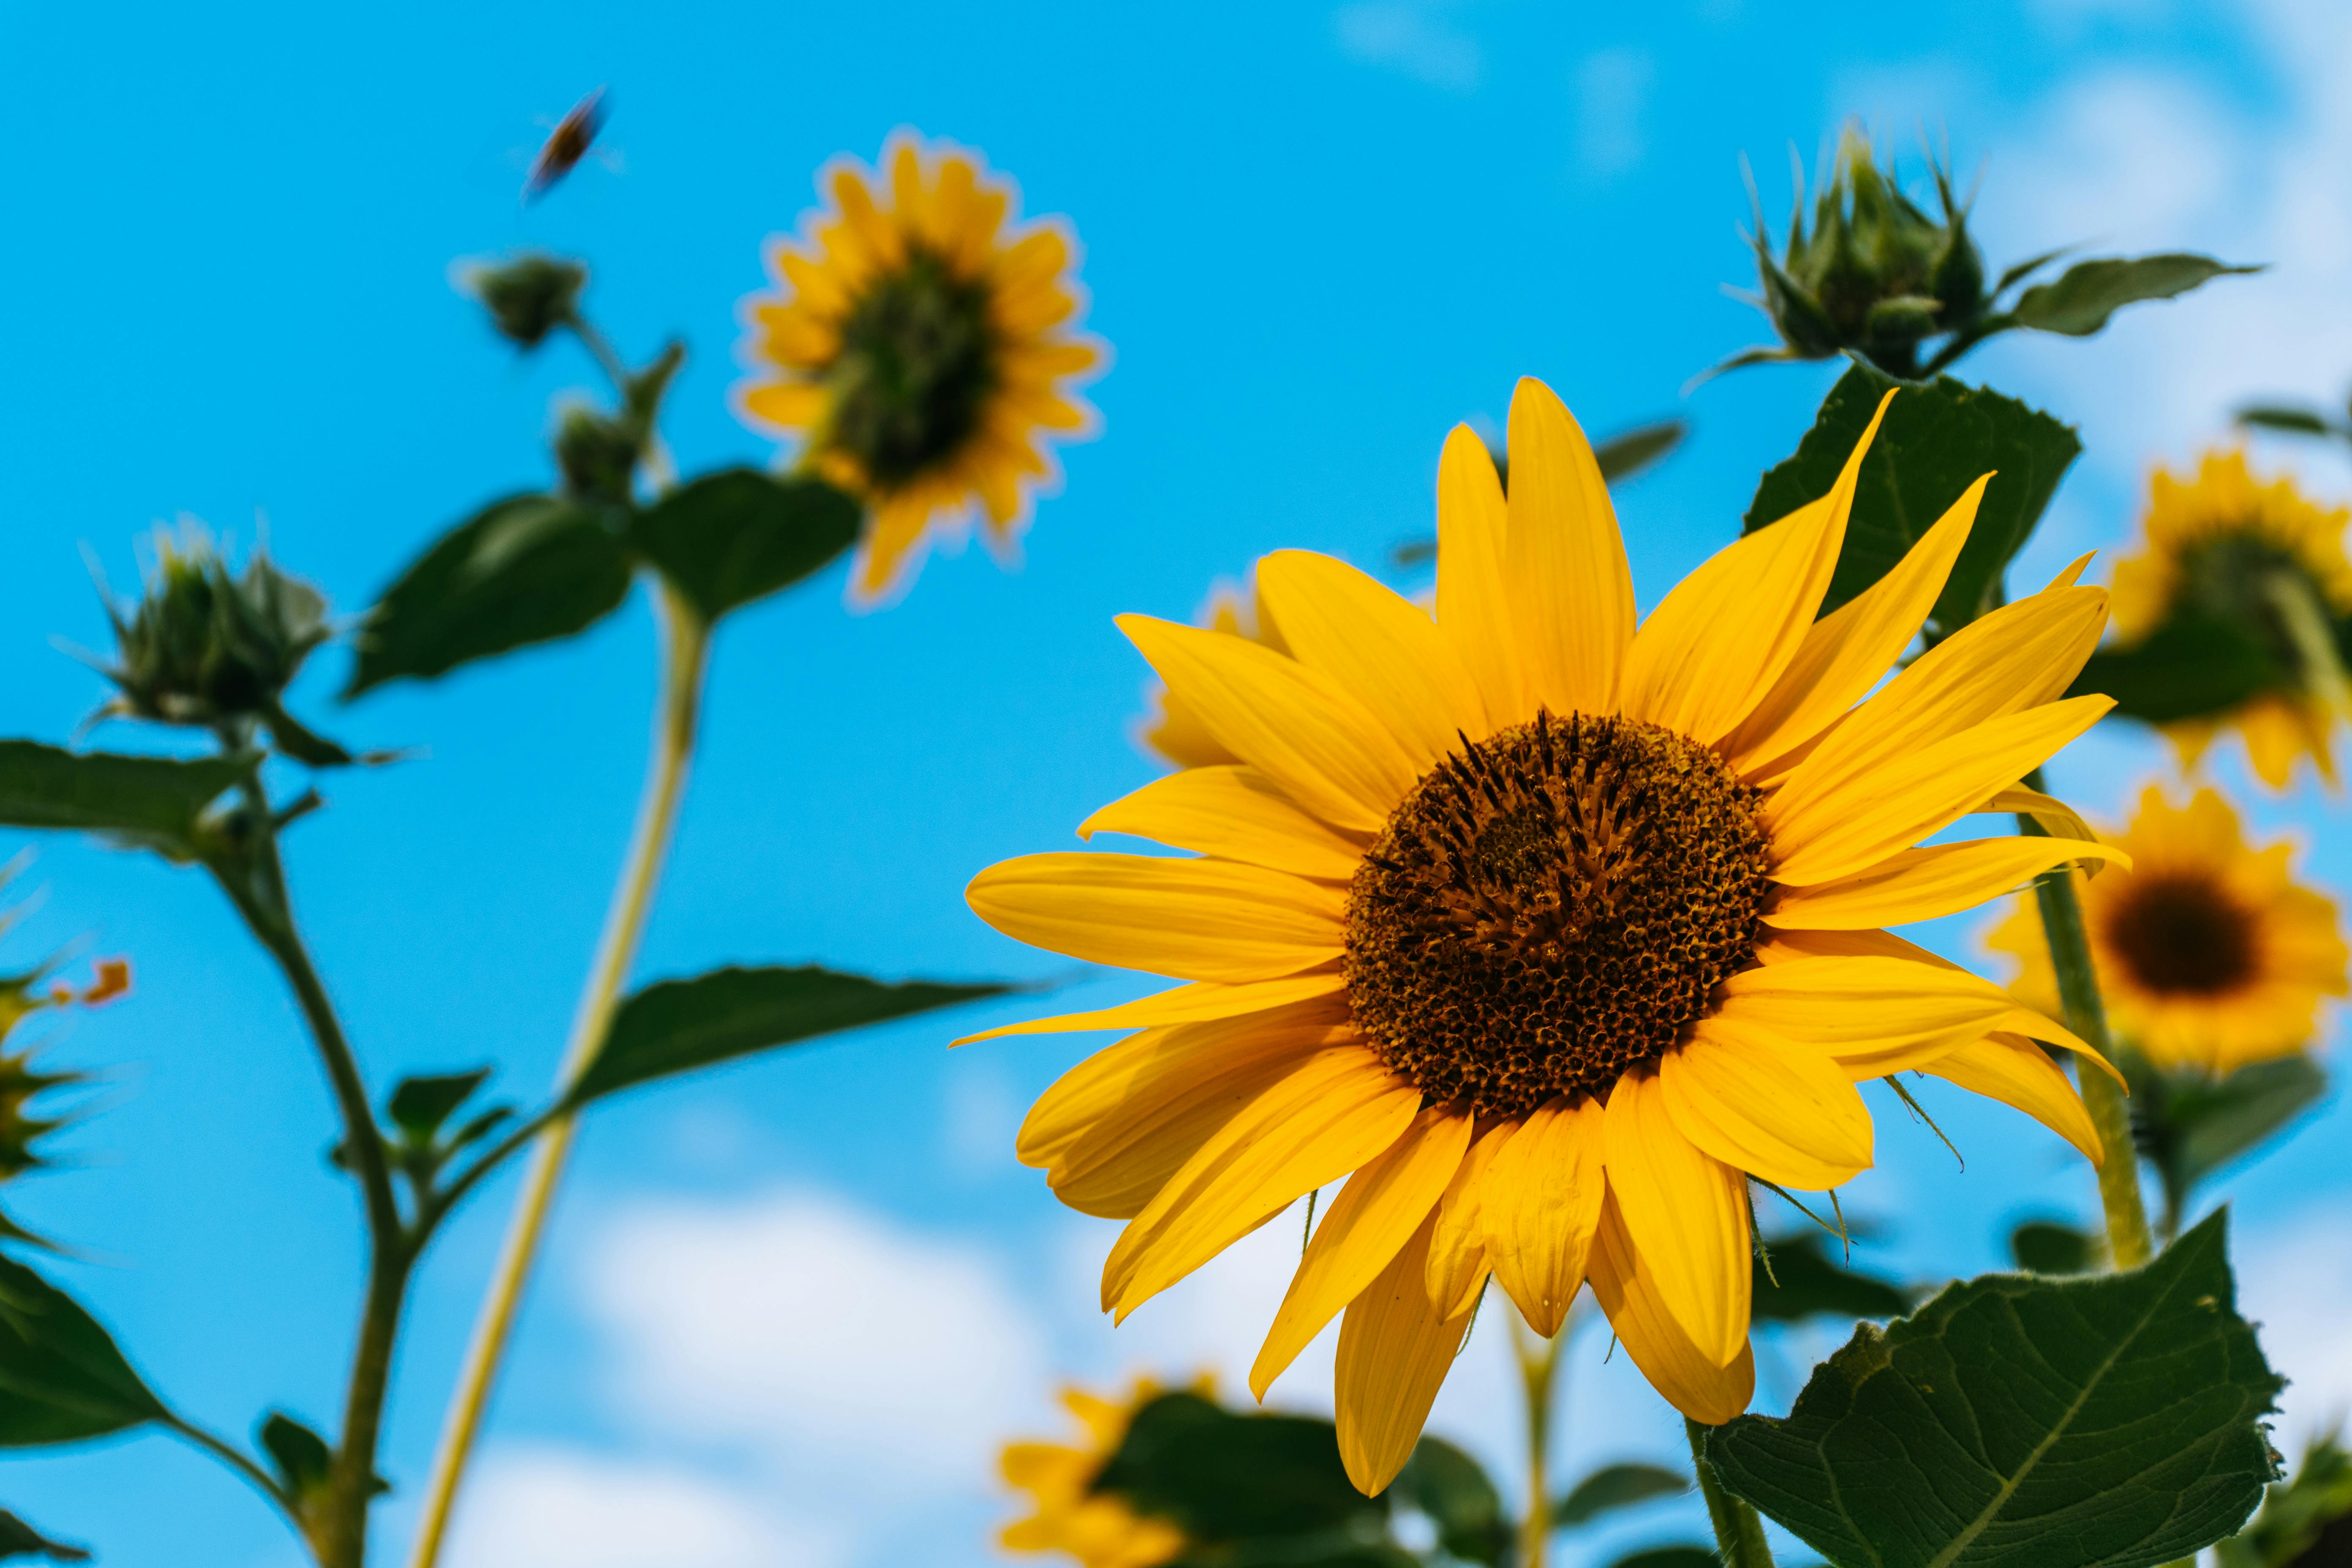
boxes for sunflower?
[736,132,1104,606]
[965,378,2121,1494]
[1137,574,1287,768]
[1989,786,2346,1074]
[1001,1377,1195,1568]
[2110,451,2352,790]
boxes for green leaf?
[628,469,859,623]
[0,1253,167,1446]
[0,741,245,859]
[1555,1461,1689,1526]
[1605,1549,1718,1568]
[2007,254,2260,338]
[1753,1229,1911,1323]
[259,1411,332,1495]
[2070,612,2283,725]
[2234,406,2342,439]
[345,494,632,697]
[2216,1433,2352,1568]
[1594,420,1688,485]
[0,1511,88,1563]
[1707,1209,2282,1568]
[386,1069,493,1143]
[1744,362,2081,633]
[568,965,1009,1108]
[1396,1436,1510,1564]
[2009,1219,2096,1276]
[1094,1391,1382,1543]
[2129,1055,2328,1211]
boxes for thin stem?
[406,583,711,1568]
[161,1410,292,1516]
[2265,569,2352,721]
[1687,1417,1775,1568]
[1508,1311,1561,1568]
[2015,807,2155,1271]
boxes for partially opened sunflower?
[966,378,2121,1494]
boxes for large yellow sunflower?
[1000,1377,1195,1568]
[736,132,1104,606]
[965,378,2121,1494]
[1990,785,2346,1074]
[2110,451,2352,790]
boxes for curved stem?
[161,1410,293,1517]
[1687,1418,1775,1568]
[405,582,710,1568]
[1508,1310,1561,1568]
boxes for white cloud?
[443,1448,840,1568]
[1334,1,1481,92]
[1573,48,1654,179]
[2238,1206,2352,1451]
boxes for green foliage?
[1603,1549,1717,1568]
[2070,611,2280,724]
[0,1511,88,1563]
[566,965,1009,1107]
[1556,1462,1690,1526]
[1395,1436,1511,1565]
[260,1411,334,1503]
[629,469,861,623]
[2008,256,2262,337]
[1095,1391,1384,1544]
[2125,1054,2329,1229]
[0,742,247,861]
[1744,362,2081,634]
[386,1070,494,1144]
[1753,1229,1911,1323]
[2235,400,2351,443]
[344,495,634,697]
[2217,1434,2352,1568]
[463,253,587,349]
[1707,1210,2282,1568]
[2009,1218,2097,1276]
[0,1253,166,1446]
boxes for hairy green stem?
[406,583,710,1568]
[1509,1309,1562,1568]
[1687,1418,1775,1568]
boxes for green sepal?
[1706,1209,2282,1568]
[2008,1218,2096,1276]
[344,494,633,698]
[1744,362,2081,634]
[0,1510,89,1563]
[2069,611,2283,724]
[1093,1391,1383,1543]
[0,1252,167,1446]
[566,965,1008,1108]
[2006,254,2260,338]
[0,741,248,861]
[1554,1461,1689,1526]
[627,469,860,624]
[1394,1436,1510,1564]
[1751,1229,1911,1323]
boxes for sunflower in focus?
[1138,574,1286,768]
[966,378,2125,1493]
[1990,786,2346,1074]
[2110,452,2352,790]
[1001,1377,1195,1568]
[737,132,1104,606]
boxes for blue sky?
[7,1,2352,1564]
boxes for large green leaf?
[1744,363,2081,633]
[2069,612,2282,724]
[1753,1230,1911,1324]
[0,1511,87,1563]
[628,469,859,623]
[1396,1436,1510,1564]
[345,494,633,697]
[2007,255,2259,338]
[1707,1210,2281,1568]
[2129,1055,2328,1212]
[0,742,245,859]
[0,1254,167,1446]
[1604,1549,1716,1568]
[1555,1461,1689,1526]
[567,965,1008,1107]
[1094,1391,1382,1543]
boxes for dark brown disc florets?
[1343,712,1774,1116]
[2102,873,2258,997]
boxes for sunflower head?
[0,953,127,1245]
[100,525,332,737]
[2111,452,2352,791]
[737,132,1104,607]
[462,253,587,349]
[969,376,2122,1494]
[1001,1377,1197,1568]
[1990,785,2348,1074]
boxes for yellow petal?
[1102,1047,1421,1318]
[1727,475,1984,773]
[1255,550,1488,766]
[1252,1107,1471,1399]
[1335,1209,1477,1496]
[1587,1194,1755,1425]
[1993,1007,2121,1085]
[1118,615,1419,831]
[1717,954,2041,1075]
[1766,836,2129,930]
[1767,695,2115,886]
[1478,1095,1606,1337]
[1620,391,1892,745]
[1504,379,1633,718]
[956,973,1347,1044]
[1978,786,2101,851]
[1424,1119,1514,1318]
[1079,765,1367,882]
[1659,1021,1873,1190]
[1601,1071,1751,1367]
[1435,425,1524,729]
[1919,1032,2104,1165]
[967,852,1342,982]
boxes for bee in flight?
[524,86,608,203]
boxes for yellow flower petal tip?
[969,380,2114,1477]
[998,1376,1201,1568]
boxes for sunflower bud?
[103,528,329,729]
[553,403,642,507]
[464,253,586,349]
[0,957,123,1249]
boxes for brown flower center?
[825,246,1000,489]
[2101,871,2258,997]
[1343,712,1774,1116]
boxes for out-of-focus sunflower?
[965,378,2122,1493]
[2110,452,2352,790]
[1990,786,2346,1074]
[1136,574,1287,768]
[737,132,1104,607]
[1001,1377,1195,1568]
